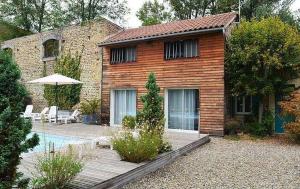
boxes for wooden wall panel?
[101,32,225,136]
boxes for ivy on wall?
[44,51,82,109]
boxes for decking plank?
[20,124,209,189]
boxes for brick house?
[1,18,121,110]
[99,12,238,136]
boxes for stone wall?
[1,19,121,111]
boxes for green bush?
[224,119,241,135]
[159,140,172,153]
[112,131,161,163]
[44,52,82,109]
[0,50,39,188]
[122,115,136,129]
[137,72,164,130]
[32,145,83,189]
[79,98,101,115]
[243,111,274,137]
[139,121,171,153]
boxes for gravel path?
[123,138,300,189]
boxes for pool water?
[27,132,82,153]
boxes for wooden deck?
[20,123,209,188]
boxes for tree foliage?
[137,72,164,130]
[44,52,82,109]
[226,17,300,113]
[0,50,39,188]
[279,89,300,143]
[167,0,211,19]
[0,19,32,42]
[0,0,58,32]
[136,0,171,26]
[65,0,129,23]
[0,0,128,32]
[138,0,299,29]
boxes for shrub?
[136,72,172,152]
[224,119,241,135]
[159,141,172,153]
[0,50,39,188]
[243,111,274,137]
[112,131,161,163]
[80,98,101,115]
[137,72,164,130]
[44,51,82,109]
[280,90,300,143]
[284,123,300,143]
[122,115,136,129]
[32,145,83,189]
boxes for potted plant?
[79,98,101,124]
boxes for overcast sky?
[124,0,300,28]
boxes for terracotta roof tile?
[100,12,237,46]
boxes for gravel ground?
[123,137,300,189]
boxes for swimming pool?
[27,132,83,153]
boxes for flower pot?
[82,114,97,124]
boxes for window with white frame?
[110,47,136,64]
[112,89,136,125]
[235,96,252,114]
[164,39,198,60]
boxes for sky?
[124,0,300,28]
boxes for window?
[110,47,136,64]
[43,39,59,58]
[164,39,198,60]
[112,89,136,125]
[167,89,199,131]
[235,96,252,114]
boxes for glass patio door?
[114,90,136,125]
[168,89,199,131]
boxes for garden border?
[90,135,210,189]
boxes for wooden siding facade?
[101,32,225,136]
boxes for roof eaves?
[98,26,224,47]
[223,12,238,29]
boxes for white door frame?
[164,88,199,133]
[110,88,136,127]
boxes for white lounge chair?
[58,109,80,124]
[20,105,33,119]
[32,107,49,122]
[47,106,58,123]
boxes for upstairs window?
[164,39,198,60]
[235,96,252,114]
[110,47,136,64]
[43,39,59,58]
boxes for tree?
[137,0,172,26]
[226,17,300,122]
[0,19,32,42]
[280,89,300,143]
[0,0,68,32]
[210,0,239,15]
[167,0,298,23]
[65,0,129,23]
[0,0,129,32]
[0,0,55,32]
[137,72,164,130]
[44,52,82,109]
[0,50,39,188]
[168,0,211,19]
[0,0,34,31]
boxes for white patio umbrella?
[28,73,83,123]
